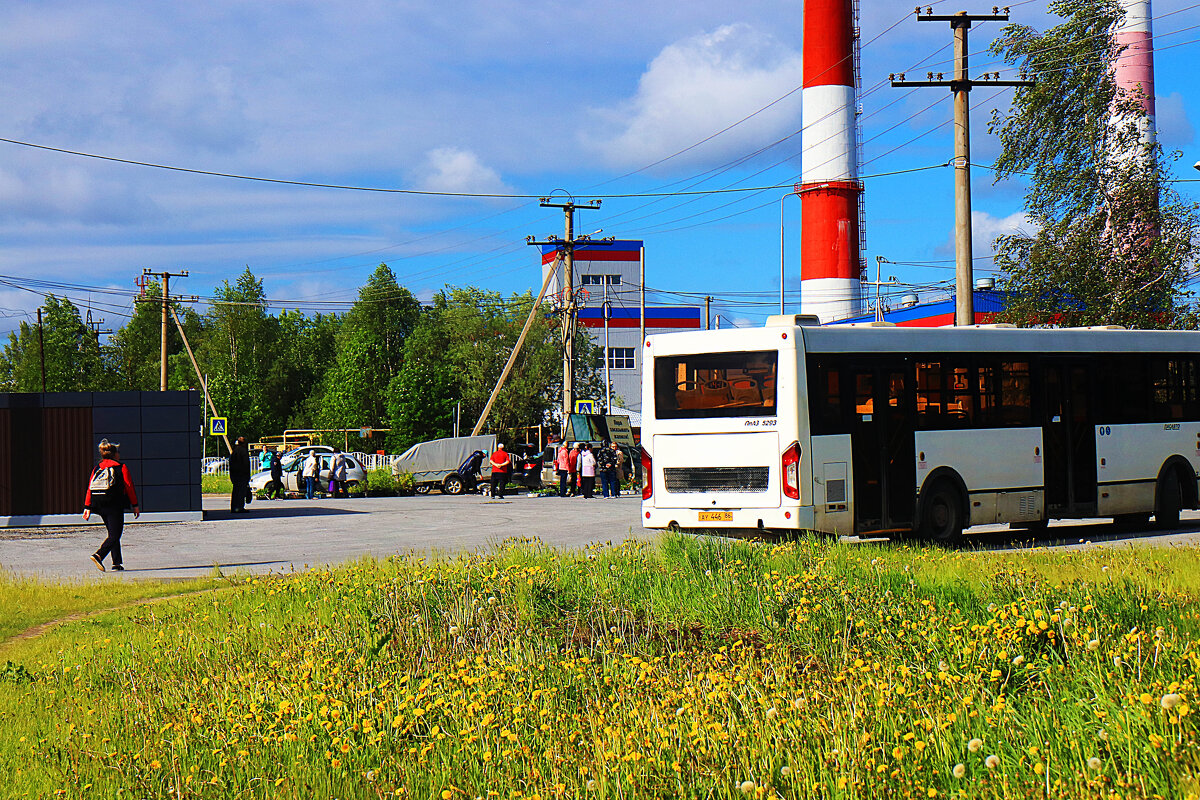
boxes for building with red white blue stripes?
[540,240,701,414]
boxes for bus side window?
[999,361,1032,426]
[915,361,942,429]
[809,362,844,434]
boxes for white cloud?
[587,23,804,168]
[973,210,1032,248]
[413,147,514,196]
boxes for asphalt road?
[1,493,1199,581]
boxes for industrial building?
[540,240,700,415]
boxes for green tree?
[315,264,421,432]
[383,287,603,451]
[989,0,1200,327]
[0,296,107,391]
[105,281,202,390]
[196,268,279,441]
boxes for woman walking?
[83,438,139,572]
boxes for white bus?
[640,315,1200,543]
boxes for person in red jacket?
[489,443,512,499]
[83,438,139,572]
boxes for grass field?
[0,535,1196,799]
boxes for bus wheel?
[1155,470,1182,530]
[919,482,963,545]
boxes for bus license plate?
[698,511,733,522]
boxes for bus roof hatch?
[765,314,821,327]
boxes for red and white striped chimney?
[1112,0,1156,159]
[800,0,862,323]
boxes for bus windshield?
[654,350,778,419]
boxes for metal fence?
[201,451,394,475]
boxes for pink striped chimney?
[800,0,862,323]
[1112,0,1156,158]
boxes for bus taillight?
[782,442,801,500]
[641,446,652,500]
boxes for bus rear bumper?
[642,505,815,534]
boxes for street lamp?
[779,188,801,315]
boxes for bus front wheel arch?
[916,476,966,545]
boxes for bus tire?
[918,480,964,545]
[1155,469,1182,530]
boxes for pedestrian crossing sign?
[574,400,594,414]
[210,417,227,436]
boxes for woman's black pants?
[95,508,124,566]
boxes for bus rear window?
[654,351,778,419]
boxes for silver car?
[250,453,366,495]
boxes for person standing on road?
[230,436,251,513]
[332,449,348,497]
[84,438,139,572]
[612,441,627,496]
[555,441,571,497]
[489,443,512,499]
[268,450,285,499]
[567,443,580,497]
[596,439,619,499]
[259,448,272,472]
[303,450,319,499]
[579,443,597,499]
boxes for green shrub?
[393,470,415,495]
[366,468,398,496]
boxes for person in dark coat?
[229,436,251,513]
[84,438,139,572]
[269,451,285,499]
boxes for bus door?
[850,364,916,532]
[1043,363,1097,515]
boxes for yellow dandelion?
[1034,762,1045,776]
[1140,693,1153,705]
[442,791,453,800]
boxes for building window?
[608,347,636,369]
[581,274,621,286]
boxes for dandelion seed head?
[738,780,756,794]
[985,754,1000,769]
[1161,693,1182,710]
[967,738,983,753]
[1087,756,1102,771]
[1087,639,1100,651]
[952,763,966,779]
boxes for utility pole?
[866,256,898,323]
[84,308,112,342]
[891,8,1031,326]
[527,198,607,429]
[704,297,712,330]
[141,269,189,390]
[36,307,46,393]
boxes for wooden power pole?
[141,269,188,390]
[891,8,1031,326]
[527,198,607,428]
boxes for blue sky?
[0,0,1197,335]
